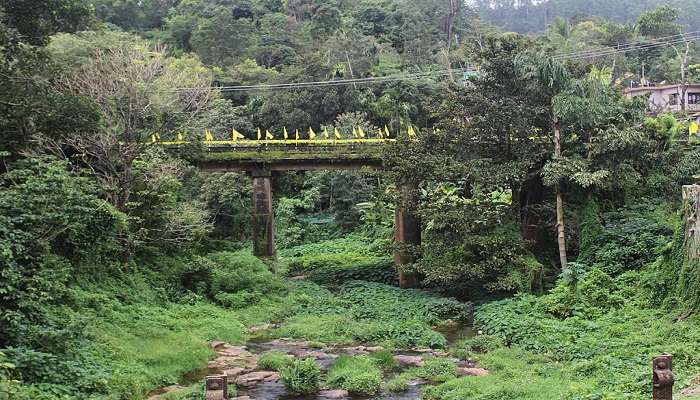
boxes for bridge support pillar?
[252,169,276,259]
[395,183,421,288]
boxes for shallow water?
[237,380,423,400]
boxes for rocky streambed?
[149,334,489,400]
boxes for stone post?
[683,183,700,261]
[252,169,276,258]
[652,355,674,400]
[395,183,421,288]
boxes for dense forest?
[3,0,700,399]
[475,0,700,33]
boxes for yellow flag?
[150,133,159,143]
[204,129,213,141]
[691,121,699,135]
[358,127,366,138]
[266,130,274,140]
[232,128,245,141]
[334,127,342,139]
[283,127,289,140]
[352,127,358,138]
[407,125,417,138]
[295,129,300,141]
[384,125,391,137]
[176,132,184,142]
[323,127,330,139]
[257,128,262,140]
[309,127,317,140]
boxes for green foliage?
[577,202,675,276]
[0,157,122,348]
[340,281,472,324]
[369,350,399,372]
[423,347,595,400]
[182,250,287,309]
[415,357,458,383]
[475,293,700,399]
[326,355,382,395]
[280,358,321,394]
[268,281,463,348]
[257,351,293,371]
[384,376,409,392]
[450,335,504,360]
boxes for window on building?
[689,93,700,105]
[669,93,679,105]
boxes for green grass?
[326,355,383,394]
[423,347,597,400]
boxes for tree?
[46,31,214,261]
[516,51,571,269]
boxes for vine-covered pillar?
[252,168,276,259]
[395,182,421,288]
[683,182,700,261]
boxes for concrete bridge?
[180,140,420,288]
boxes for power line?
[554,30,700,59]
[175,69,464,92]
[554,31,700,61]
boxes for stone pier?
[252,169,276,258]
[394,183,421,288]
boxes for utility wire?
[175,69,464,92]
[554,30,700,59]
[554,31,700,60]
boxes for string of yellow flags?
[152,124,437,144]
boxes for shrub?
[450,335,504,359]
[258,351,292,371]
[369,350,399,371]
[326,356,382,395]
[384,376,409,392]
[280,358,320,394]
[180,250,287,308]
[414,357,457,383]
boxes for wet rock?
[235,371,278,386]
[210,341,226,350]
[263,372,280,382]
[457,367,489,377]
[365,346,383,353]
[224,367,245,378]
[394,355,425,367]
[319,389,349,398]
[249,324,271,333]
[219,346,248,357]
[413,348,434,353]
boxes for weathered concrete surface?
[683,184,700,260]
[394,183,421,288]
[252,170,276,258]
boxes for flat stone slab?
[235,371,278,386]
[394,355,425,367]
[210,341,226,349]
[457,367,489,377]
[224,367,246,378]
[319,389,349,399]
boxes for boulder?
[394,355,425,367]
[319,389,349,399]
[457,367,489,377]
[235,371,277,386]
[224,368,245,378]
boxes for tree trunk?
[554,118,568,269]
[683,184,700,261]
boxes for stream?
[149,323,477,400]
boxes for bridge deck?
[176,141,390,172]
